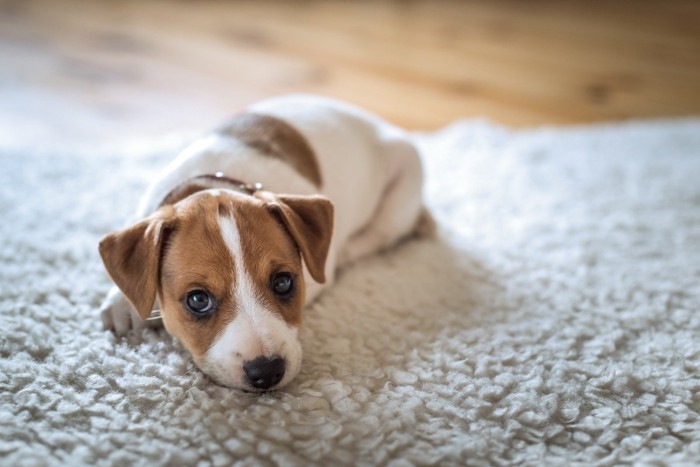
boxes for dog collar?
[190,172,264,195]
[159,172,264,207]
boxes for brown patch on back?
[218,113,322,187]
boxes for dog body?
[99,95,428,391]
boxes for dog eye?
[185,290,216,316]
[271,273,294,297]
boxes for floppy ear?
[98,207,176,320]
[266,194,334,283]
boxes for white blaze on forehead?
[216,213,266,326]
[203,212,302,389]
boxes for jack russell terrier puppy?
[99,95,432,392]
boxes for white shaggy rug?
[1,118,700,466]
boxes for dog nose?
[243,356,286,390]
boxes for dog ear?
[99,207,177,320]
[266,194,334,284]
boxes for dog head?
[99,187,333,391]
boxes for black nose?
[243,356,286,390]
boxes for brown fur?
[158,195,238,358]
[259,192,334,284]
[218,113,322,187]
[234,198,306,328]
[99,189,334,360]
[99,206,177,319]
[159,181,211,207]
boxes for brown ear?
[266,194,334,283]
[98,207,176,319]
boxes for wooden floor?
[1,0,699,146]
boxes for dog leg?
[99,286,160,336]
[339,137,431,267]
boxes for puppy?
[99,95,432,391]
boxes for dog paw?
[99,292,146,336]
[101,303,133,336]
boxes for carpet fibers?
[1,119,700,466]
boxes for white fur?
[99,95,425,389]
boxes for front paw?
[100,298,144,336]
[99,285,164,336]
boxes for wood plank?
[0,0,698,146]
